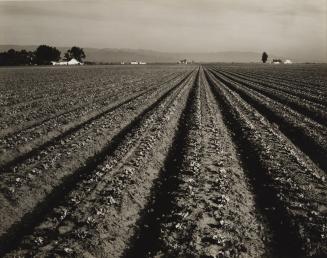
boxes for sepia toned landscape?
[0,63,326,257]
[1,0,326,257]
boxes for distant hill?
[82,48,278,63]
[0,45,284,63]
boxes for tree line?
[0,45,86,66]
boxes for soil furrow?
[208,69,327,173]
[0,72,186,168]
[0,66,175,109]
[0,70,195,255]
[221,70,327,107]
[0,74,147,111]
[1,64,326,258]
[215,69,327,126]
[0,72,180,135]
[221,68,327,99]
[4,69,197,258]
[0,90,151,170]
[123,69,201,258]
[125,68,271,258]
[206,68,327,257]
[238,68,327,92]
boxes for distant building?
[178,59,188,64]
[68,58,83,65]
[51,58,83,66]
[284,59,292,64]
[272,59,282,64]
[51,61,68,66]
[130,61,146,65]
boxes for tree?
[64,46,86,62]
[262,52,268,63]
[0,49,35,66]
[19,50,35,65]
[64,51,71,61]
[34,45,61,65]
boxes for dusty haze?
[0,0,326,62]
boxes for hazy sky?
[0,0,326,60]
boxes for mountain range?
[0,45,286,63]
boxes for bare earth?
[0,64,326,257]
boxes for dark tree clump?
[0,49,35,66]
[34,45,61,65]
[262,52,268,63]
[64,46,86,62]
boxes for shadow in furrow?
[209,70,327,174]
[217,70,327,127]
[0,73,187,172]
[205,69,303,258]
[0,72,183,139]
[0,71,193,257]
[123,70,199,258]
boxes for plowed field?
[0,64,326,258]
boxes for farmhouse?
[130,61,146,65]
[272,59,282,64]
[178,59,188,64]
[51,58,83,66]
[284,59,293,64]
[51,61,68,66]
[68,58,83,65]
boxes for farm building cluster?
[178,59,195,64]
[272,59,293,64]
[51,58,83,66]
[120,61,147,65]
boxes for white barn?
[51,58,83,66]
[51,61,68,66]
[68,58,83,65]
[130,61,146,65]
[272,59,282,64]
